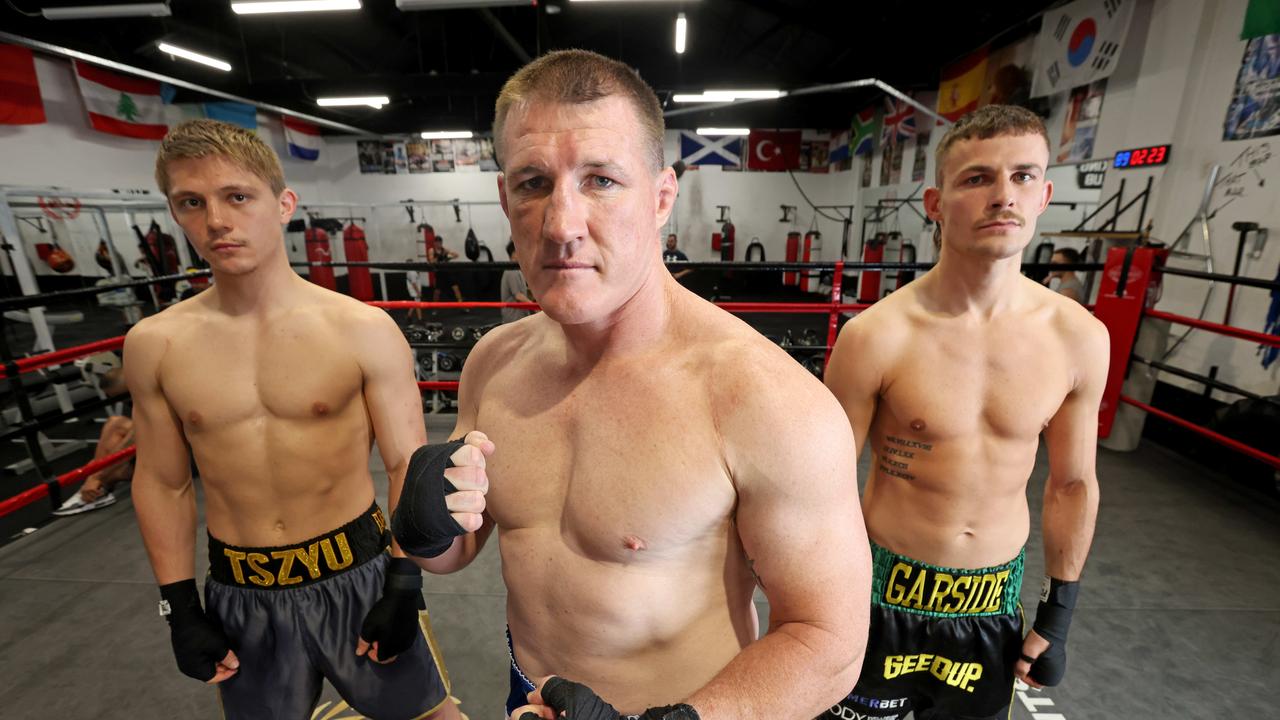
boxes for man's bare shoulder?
[125,295,208,349]
[464,313,545,383]
[1028,278,1108,345]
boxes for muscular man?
[393,49,870,720]
[824,105,1107,720]
[128,119,459,720]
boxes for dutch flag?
[282,115,321,161]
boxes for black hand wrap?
[359,557,426,660]
[1029,576,1080,686]
[531,677,700,720]
[392,441,468,558]
[159,579,231,682]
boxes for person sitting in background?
[1045,247,1086,303]
[54,360,134,516]
[501,240,535,324]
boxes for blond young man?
[391,50,870,720]
[823,105,1107,720]
[129,120,459,719]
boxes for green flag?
[1242,0,1280,39]
[116,92,139,122]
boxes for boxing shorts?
[823,542,1025,720]
[506,628,642,720]
[204,502,451,720]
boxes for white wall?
[1087,0,1280,398]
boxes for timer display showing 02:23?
[1113,144,1171,168]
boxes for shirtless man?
[127,119,458,720]
[823,105,1107,720]
[392,49,870,720]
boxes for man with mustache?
[823,105,1106,720]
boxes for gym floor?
[1,413,1276,719]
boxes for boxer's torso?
[860,276,1086,569]
[477,297,764,713]
[150,283,376,546]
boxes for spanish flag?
[937,47,989,122]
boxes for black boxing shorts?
[822,542,1025,720]
[204,502,451,720]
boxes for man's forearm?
[1042,476,1099,580]
[686,621,862,720]
[133,476,198,584]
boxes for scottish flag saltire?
[204,101,257,130]
[679,131,742,167]
[282,115,321,161]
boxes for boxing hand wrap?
[523,677,700,720]
[359,557,426,660]
[392,441,468,558]
[1029,576,1080,686]
[158,579,231,682]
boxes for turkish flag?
[747,130,801,171]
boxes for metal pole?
[0,193,56,353]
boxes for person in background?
[663,233,692,280]
[1045,247,1086,303]
[500,240,534,324]
[55,356,134,516]
[406,258,426,322]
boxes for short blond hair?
[493,49,665,172]
[155,119,286,197]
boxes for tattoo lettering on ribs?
[878,434,934,481]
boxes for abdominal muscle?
[502,527,758,714]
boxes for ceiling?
[2,0,1060,136]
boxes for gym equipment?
[342,221,373,301]
[305,222,337,291]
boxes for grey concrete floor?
[0,413,1277,719]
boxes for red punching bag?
[711,231,722,252]
[305,227,337,290]
[784,231,801,286]
[859,233,887,302]
[343,223,373,300]
[800,230,822,292]
[720,222,736,262]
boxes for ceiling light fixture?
[673,89,785,103]
[157,43,232,72]
[396,0,535,9]
[420,130,473,139]
[231,1,361,15]
[41,3,171,20]
[674,13,687,55]
[696,128,749,136]
[317,96,389,109]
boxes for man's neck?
[208,254,303,317]
[923,246,1026,317]
[558,265,675,368]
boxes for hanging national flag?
[1031,0,1135,98]
[204,101,257,130]
[746,129,802,171]
[851,107,878,156]
[828,129,850,165]
[938,47,989,121]
[1243,0,1280,39]
[679,131,742,166]
[282,115,321,161]
[882,97,917,146]
[0,45,46,125]
[74,61,167,139]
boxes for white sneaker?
[52,490,117,516]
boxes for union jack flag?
[881,97,916,146]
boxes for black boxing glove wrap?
[527,677,700,720]
[392,441,468,558]
[159,579,231,682]
[358,557,426,660]
[1029,576,1080,686]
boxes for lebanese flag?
[282,115,321,161]
[0,45,46,125]
[73,61,167,139]
[747,129,802,171]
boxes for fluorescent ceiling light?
[673,89,785,103]
[570,1,694,3]
[42,3,171,19]
[231,1,361,15]
[697,128,749,136]
[421,131,473,139]
[397,0,534,9]
[674,14,687,55]
[157,43,232,72]
[317,96,389,109]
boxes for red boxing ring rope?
[0,445,136,518]
[1119,396,1280,470]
